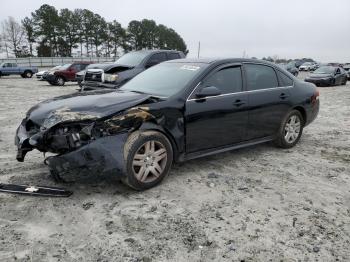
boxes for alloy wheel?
[284,115,301,143]
[132,140,167,183]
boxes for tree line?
[0,4,188,58]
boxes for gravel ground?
[0,72,349,262]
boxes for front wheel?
[56,76,65,86]
[274,110,304,148]
[122,131,173,190]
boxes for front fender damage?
[44,106,156,178]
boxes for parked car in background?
[36,65,62,80]
[343,64,350,79]
[0,63,38,78]
[15,58,319,190]
[299,62,317,71]
[82,49,185,91]
[305,66,347,86]
[46,62,93,86]
[75,63,113,87]
[282,62,299,76]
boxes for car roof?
[132,49,183,55]
[165,58,277,67]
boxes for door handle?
[279,93,289,99]
[233,99,246,107]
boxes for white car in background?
[299,62,317,71]
[35,65,62,80]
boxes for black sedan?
[305,66,347,86]
[15,58,320,190]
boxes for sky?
[1,0,349,62]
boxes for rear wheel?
[56,76,65,86]
[342,77,347,85]
[122,131,173,190]
[24,71,33,78]
[274,110,304,148]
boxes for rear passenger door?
[243,63,293,140]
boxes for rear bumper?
[305,99,320,126]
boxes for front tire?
[56,76,65,86]
[122,131,173,190]
[274,110,304,148]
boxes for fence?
[0,57,116,68]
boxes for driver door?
[185,64,249,153]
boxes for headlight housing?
[104,73,118,82]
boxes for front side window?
[244,64,278,91]
[202,66,242,94]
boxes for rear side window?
[245,64,278,91]
[202,66,243,94]
[80,64,88,70]
[148,53,167,64]
[277,70,293,86]
[168,53,181,60]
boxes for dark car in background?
[282,62,299,76]
[15,58,319,190]
[305,66,347,86]
[46,62,93,86]
[82,49,185,91]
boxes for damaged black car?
[15,58,320,190]
[82,49,185,91]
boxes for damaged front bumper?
[15,120,34,161]
[15,119,128,176]
[46,133,128,176]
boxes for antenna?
[197,41,201,58]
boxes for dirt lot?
[0,72,349,262]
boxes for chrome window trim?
[187,85,293,102]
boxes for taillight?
[311,89,320,105]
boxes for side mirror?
[145,61,158,68]
[196,86,221,98]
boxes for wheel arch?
[292,106,307,124]
[138,122,180,162]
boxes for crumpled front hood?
[309,73,333,79]
[27,90,151,127]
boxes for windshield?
[115,52,149,67]
[120,62,207,97]
[302,62,312,66]
[313,66,335,74]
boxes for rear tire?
[122,131,173,190]
[24,71,33,78]
[342,78,347,85]
[274,110,304,148]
